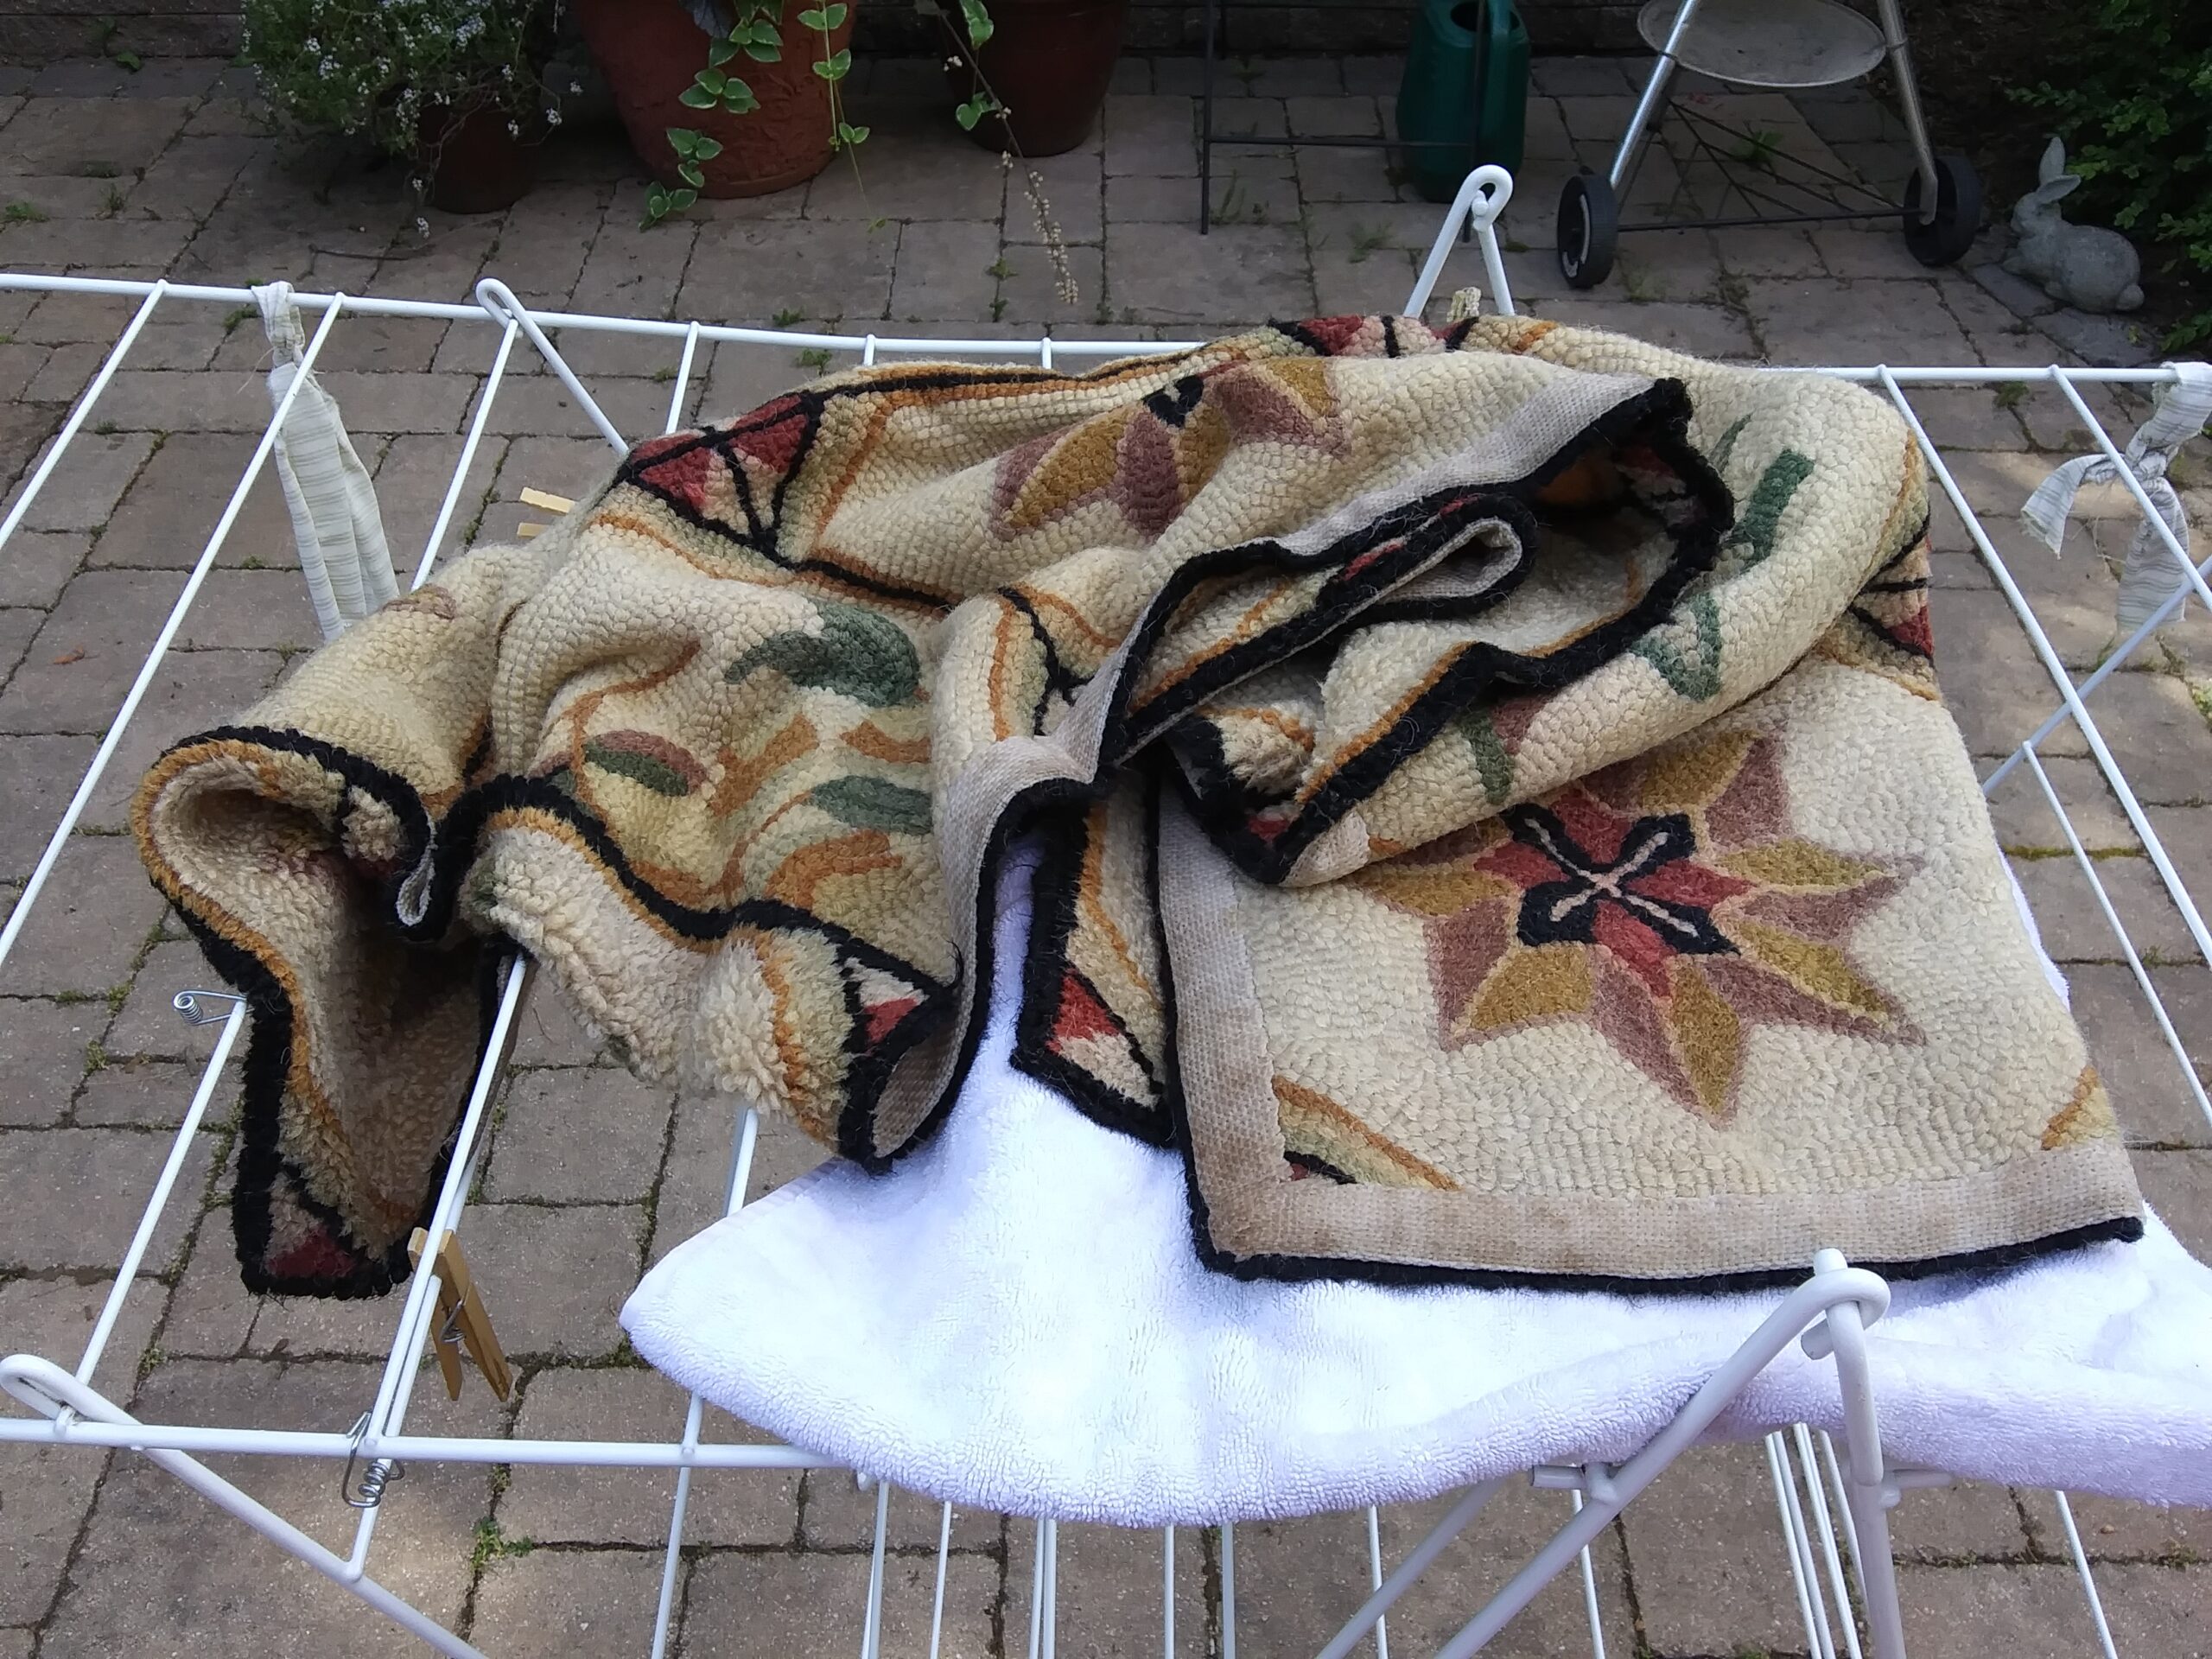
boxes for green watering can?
[1395,0,1530,203]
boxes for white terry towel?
[623,851,2212,1526]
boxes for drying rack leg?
[1219,1520,1236,1659]
[0,1356,485,1659]
[1309,1252,1901,1659]
[651,1100,766,1658]
[1027,1515,1060,1658]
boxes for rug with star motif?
[134,308,2140,1296]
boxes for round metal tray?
[1637,0,1886,89]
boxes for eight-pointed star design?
[1353,728,1919,1121]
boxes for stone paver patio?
[1,49,2209,1657]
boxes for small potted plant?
[944,0,1129,157]
[577,0,1081,306]
[240,0,563,214]
[576,0,860,207]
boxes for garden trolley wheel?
[1557,170,1618,289]
[1901,153,1984,269]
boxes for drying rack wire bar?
[0,162,2202,1656]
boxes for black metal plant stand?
[1196,0,1467,232]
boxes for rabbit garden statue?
[2004,137,2144,314]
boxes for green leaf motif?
[1455,708,1516,805]
[726,600,922,707]
[959,0,995,45]
[1630,591,1724,701]
[582,733,708,798]
[1706,412,1753,479]
[1723,449,1815,569]
[677,84,716,109]
[707,38,739,66]
[810,774,934,836]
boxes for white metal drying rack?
[1,165,2206,1659]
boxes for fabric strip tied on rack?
[253,281,397,642]
[2020,361,2212,638]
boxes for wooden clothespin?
[517,485,576,542]
[407,1227,513,1402]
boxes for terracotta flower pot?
[576,0,853,198]
[417,97,537,215]
[950,0,1130,157]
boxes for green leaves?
[959,0,995,47]
[1631,593,1725,702]
[2018,0,2212,345]
[727,0,787,61]
[954,92,1001,131]
[652,0,868,205]
[1454,708,1516,806]
[810,775,934,836]
[665,126,725,194]
[1722,450,1815,569]
[232,0,545,164]
[726,601,923,708]
[684,64,760,113]
[582,734,708,798]
[641,181,699,227]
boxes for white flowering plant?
[240,0,561,162]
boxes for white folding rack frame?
[1,166,2206,1659]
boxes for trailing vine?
[642,0,999,226]
[639,0,1076,308]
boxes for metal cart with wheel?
[1556,0,1982,289]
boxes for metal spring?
[340,1411,405,1510]
[172,988,245,1027]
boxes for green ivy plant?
[949,0,1002,133]
[641,0,1004,226]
